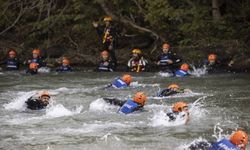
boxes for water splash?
[189,65,207,77]
[150,91,208,100]
[45,104,82,118]
[89,98,119,112]
[178,137,211,150]
[157,71,173,77]
[130,81,160,88]
[38,67,51,73]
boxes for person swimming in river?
[166,101,189,124]
[174,63,190,77]
[103,92,147,114]
[26,62,38,75]
[157,83,191,97]
[106,74,132,88]
[0,50,20,71]
[25,91,51,110]
[56,57,72,72]
[188,130,249,150]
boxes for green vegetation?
[0,0,249,69]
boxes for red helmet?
[8,50,17,56]
[180,63,189,71]
[62,58,70,65]
[208,54,217,62]
[101,50,109,56]
[230,130,248,149]
[172,102,188,112]
[168,84,180,90]
[29,62,38,70]
[162,43,170,49]
[121,74,132,85]
[133,92,147,106]
[32,49,41,55]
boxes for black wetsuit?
[188,141,211,150]
[156,51,181,72]
[157,89,179,97]
[103,98,143,112]
[25,97,48,110]
[26,69,38,75]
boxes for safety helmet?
[132,48,142,54]
[162,43,170,49]
[32,49,41,55]
[121,74,132,85]
[168,84,180,90]
[173,102,188,112]
[29,62,38,70]
[208,54,217,62]
[103,16,112,22]
[62,58,70,65]
[133,92,147,106]
[39,91,50,98]
[101,50,109,56]
[230,130,248,148]
[180,63,189,71]
[8,50,17,56]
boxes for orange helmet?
[230,130,248,148]
[8,50,17,56]
[101,50,109,56]
[62,58,70,65]
[168,84,180,90]
[133,92,147,106]
[162,43,170,49]
[39,91,50,98]
[29,62,38,70]
[132,48,142,54]
[208,54,217,62]
[32,49,41,55]
[103,16,112,22]
[121,74,132,85]
[173,102,188,112]
[180,63,189,71]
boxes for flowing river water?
[0,71,249,150]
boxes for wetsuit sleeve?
[103,98,126,107]
[133,105,143,111]
[158,89,178,97]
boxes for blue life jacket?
[159,54,172,66]
[111,78,128,88]
[119,99,139,114]
[57,65,72,72]
[175,69,188,77]
[6,58,19,70]
[209,139,240,150]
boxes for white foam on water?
[150,91,207,100]
[89,98,119,113]
[157,71,173,77]
[3,91,36,111]
[7,104,83,124]
[189,65,207,77]
[38,67,51,73]
[130,81,160,88]
[148,97,209,127]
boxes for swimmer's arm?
[103,98,126,107]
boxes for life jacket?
[111,78,128,88]
[98,60,114,72]
[119,99,140,114]
[6,58,19,70]
[57,65,72,72]
[128,57,147,72]
[159,53,172,66]
[209,139,240,150]
[25,97,48,110]
[175,69,188,77]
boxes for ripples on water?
[0,70,249,150]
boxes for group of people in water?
[21,72,248,150]
[0,16,247,150]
